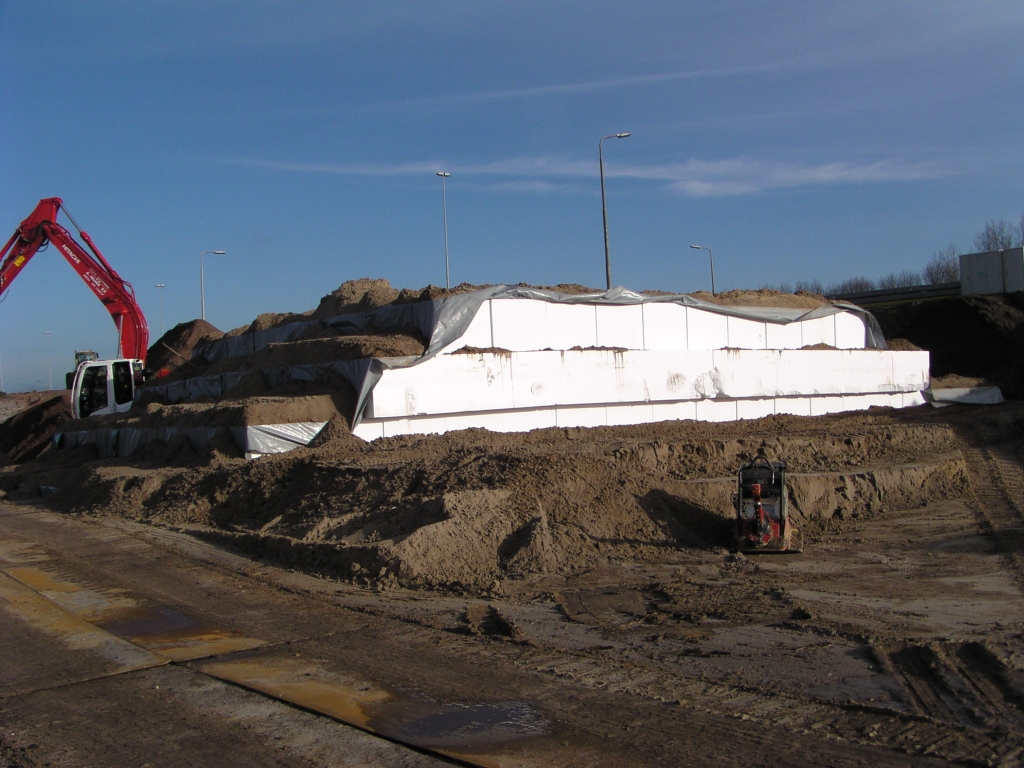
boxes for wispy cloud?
[215,155,945,197]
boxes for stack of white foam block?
[352,299,929,440]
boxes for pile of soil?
[8,402,993,593]
[690,288,828,309]
[873,293,1024,397]
[146,319,223,375]
[0,394,70,464]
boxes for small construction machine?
[0,198,149,418]
[735,455,802,553]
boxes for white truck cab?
[71,358,142,419]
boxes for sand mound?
[0,394,70,464]
[19,404,987,593]
[312,278,402,319]
[874,293,1024,397]
[147,320,223,375]
[690,288,828,309]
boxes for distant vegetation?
[770,211,1024,295]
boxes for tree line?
[771,211,1024,296]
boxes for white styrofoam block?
[686,308,729,350]
[510,352,565,408]
[652,352,716,401]
[775,398,812,416]
[726,316,767,349]
[809,395,847,416]
[652,400,698,422]
[370,353,514,417]
[490,299,548,351]
[891,350,930,392]
[799,316,836,347]
[545,302,597,350]
[642,303,688,350]
[595,305,645,349]
[765,321,804,350]
[902,391,927,408]
[736,398,776,420]
[711,349,779,397]
[606,402,655,426]
[833,312,866,349]
[556,404,608,428]
[561,349,641,404]
[695,399,738,422]
[444,300,493,350]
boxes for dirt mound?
[874,293,1024,396]
[312,278,402,319]
[690,288,828,309]
[0,394,70,464]
[15,403,995,593]
[147,320,223,375]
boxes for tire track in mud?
[963,444,1024,589]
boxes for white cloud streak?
[215,155,945,197]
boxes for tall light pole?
[436,172,451,289]
[599,132,631,291]
[155,284,166,338]
[690,244,716,295]
[199,250,225,321]
[44,331,52,390]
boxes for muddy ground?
[2,399,1024,764]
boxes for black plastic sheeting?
[142,286,888,429]
[56,422,329,459]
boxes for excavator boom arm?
[0,198,149,363]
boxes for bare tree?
[974,219,1018,251]
[826,276,875,295]
[924,243,960,284]
[877,270,921,289]
[794,279,825,295]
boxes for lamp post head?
[690,244,703,249]
[156,283,165,288]
[436,172,450,178]
[212,250,226,255]
[615,133,631,138]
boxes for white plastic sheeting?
[926,386,1005,405]
[230,422,329,459]
[57,421,328,460]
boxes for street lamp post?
[436,172,451,289]
[690,244,716,295]
[44,331,52,390]
[599,132,631,291]
[155,284,166,338]
[199,250,226,321]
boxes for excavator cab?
[735,455,802,553]
[71,359,139,419]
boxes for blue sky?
[1,1,1022,392]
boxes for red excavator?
[0,197,149,418]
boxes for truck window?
[78,365,108,418]
[112,361,133,405]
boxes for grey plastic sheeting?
[926,386,1004,405]
[230,421,329,457]
[56,422,327,460]
[164,285,888,429]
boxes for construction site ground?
[1,401,1024,767]
[3,281,1024,766]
